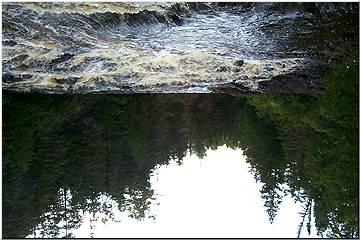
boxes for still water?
[30,146,317,238]
[3,89,358,238]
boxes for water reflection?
[31,146,317,238]
[3,59,358,238]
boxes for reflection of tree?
[3,93,248,238]
[36,188,82,238]
[3,53,358,238]
[297,198,313,238]
[247,53,358,238]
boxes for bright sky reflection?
[68,145,320,238]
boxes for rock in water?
[234,60,244,67]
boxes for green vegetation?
[247,55,359,238]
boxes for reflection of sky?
[34,145,320,238]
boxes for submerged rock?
[3,40,17,46]
[49,53,75,66]
[234,60,244,67]
[217,66,231,72]
[53,77,79,85]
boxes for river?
[2,2,358,93]
[2,2,359,239]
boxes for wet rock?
[54,77,79,85]
[234,60,244,67]
[212,64,327,95]
[257,74,324,94]
[2,73,15,83]
[211,82,254,96]
[2,73,32,83]
[3,40,17,46]
[217,66,230,72]
[124,10,184,26]
[168,13,183,25]
[257,65,327,94]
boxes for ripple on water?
[2,2,323,93]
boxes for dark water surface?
[3,57,358,238]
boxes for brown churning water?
[2,3,324,93]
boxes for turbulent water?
[2,2,358,93]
